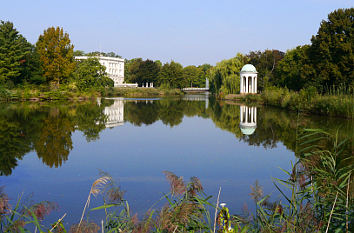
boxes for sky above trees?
[1,0,352,66]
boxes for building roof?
[240,64,257,73]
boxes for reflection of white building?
[104,98,124,128]
[240,105,257,135]
[75,56,124,87]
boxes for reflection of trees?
[75,102,107,141]
[124,99,208,127]
[208,100,353,155]
[0,101,110,175]
[0,98,352,176]
[34,109,74,168]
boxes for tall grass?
[241,86,354,118]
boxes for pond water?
[0,94,352,228]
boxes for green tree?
[274,45,315,91]
[36,26,75,88]
[247,49,285,90]
[73,50,85,56]
[182,65,203,87]
[73,57,113,90]
[0,21,31,85]
[209,53,248,94]
[309,8,354,89]
[158,61,184,88]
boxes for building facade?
[75,56,124,87]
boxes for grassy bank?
[102,87,184,98]
[0,86,184,101]
[226,87,354,119]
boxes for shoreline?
[0,87,184,102]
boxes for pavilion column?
[240,75,243,93]
[245,106,248,122]
[247,77,249,93]
[255,76,257,93]
[254,107,257,123]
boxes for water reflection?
[240,105,257,135]
[102,98,124,128]
[0,97,352,176]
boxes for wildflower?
[163,171,186,195]
[69,221,100,233]
[249,180,263,202]
[29,201,57,220]
[0,187,10,215]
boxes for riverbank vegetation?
[208,8,353,118]
[0,21,209,101]
[0,128,352,232]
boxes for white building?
[75,56,124,87]
[240,64,258,94]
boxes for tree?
[0,21,31,85]
[124,58,160,86]
[274,45,315,91]
[73,50,85,56]
[182,66,203,87]
[158,61,184,88]
[309,8,354,89]
[209,53,248,94]
[247,49,285,91]
[73,57,113,90]
[36,26,75,88]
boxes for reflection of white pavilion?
[104,98,124,128]
[239,105,257,135]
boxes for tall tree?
[73,57,113,90]
[309,8,354,89]
[209,53,248,94]
[0,21,31,85]
[182,65,203,87]
[247,49,285,90]
[274,45,315,91]
[158,61,184,88]
[36,26,75,88]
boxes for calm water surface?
[0,95,352,227]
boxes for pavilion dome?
[241,64,257,73]
[240,124,256,135]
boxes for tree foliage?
[274,45,315,91]
[124,58,160,86]
[73,57,113,90]
[209,53,248,94]
[309,8,354,89]
[0,21,31,85]
[247,49,285,90]
[182,65,204,87]
[36,26,75,87]
[158,61,184,88]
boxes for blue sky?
[1,0,352,65]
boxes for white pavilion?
[240,64,258,94]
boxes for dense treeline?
[0,22,116,92]
[1,8,353,97]
[124,58,210,88]
[209,8,353,95]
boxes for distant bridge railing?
[182,87,209,92]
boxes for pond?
[0,94,352,228]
